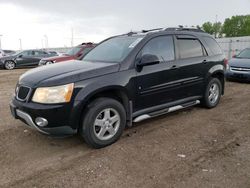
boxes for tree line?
[201,15,250,38]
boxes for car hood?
[42,55,74,62]
[229,58,250,68]
[19,60,120,87]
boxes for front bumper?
[38,60,47,66]
[226,70,250,82]
[10,97,79,136]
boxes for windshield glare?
[83,36,144,63]
[66,47,81,56]
[237,49,250,59]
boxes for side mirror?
[232,55,237,58]
[18,54,23,58]
[138,54,160,67]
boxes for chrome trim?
[133,114,151,123]
[16,109,49,135]
[133,100,200,123]
[16,85,32,102]
[230,67,250,72]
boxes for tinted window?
[141,36,175,62]
[203,37,222,55]
[178,39,204,59]
[21,51,32,56]
[33,51,47,56]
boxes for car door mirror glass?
[138,54,160,67]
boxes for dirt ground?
[0,68,250,188]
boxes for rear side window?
[141,36,175,62]
[177,39,204,59]
[203,37,223,55]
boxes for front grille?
[230,66,250,72]
[16,86,31,101]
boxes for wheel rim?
[208,83,219,104]
[5,61,15,69]
[93,108,121,141]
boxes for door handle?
[170,65,179,70]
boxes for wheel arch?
[207,65,225,95]
[73,86,132,131]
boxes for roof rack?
[142,28,164,33]
[165,27,205,33]
[122,26,205,36]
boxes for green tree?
[202,22,222,38]
[222,15,250,37]
[213,22,222,38]
[202,22,214,35]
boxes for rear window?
[177,39,204,59]
[203,37,222,55]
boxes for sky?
[0,0,250,50]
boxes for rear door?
[135,35,182,111]
[15,51,34,67]
[174,35,208,98]
[28,51,47,66]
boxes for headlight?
[32,83,74,104]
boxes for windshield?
[237,49,250,59]
[65,47,82,56]
[83,36,144,63]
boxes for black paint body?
[10,30,226,135]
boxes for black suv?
[10,27,226,148]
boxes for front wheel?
[202,78,222,108]
[80,98,126,148]
[4,61,15,70]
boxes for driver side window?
[141,36,175,63]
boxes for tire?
[202,78,222,108]
[4,61,15,70]
[80,98,126,149]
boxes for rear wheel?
[202,78,222,108]
[80,98,126,148]
[4,61,15,70]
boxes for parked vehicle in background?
[48,51,59,56]
[0,50,54,70]
[3,50,16,56]
[226,48,250,82]
[39,43,95,66]
[10,27,226,148]
[0,49,6,57]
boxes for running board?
[133,100,200,123]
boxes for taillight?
[224,58,229,70]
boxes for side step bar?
[133,100,200,123]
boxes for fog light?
[35,117,48,127]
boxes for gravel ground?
[0,68,250,188]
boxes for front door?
[135,35,181,112]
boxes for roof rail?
[165,27,205,33]
[142,28,164,33]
